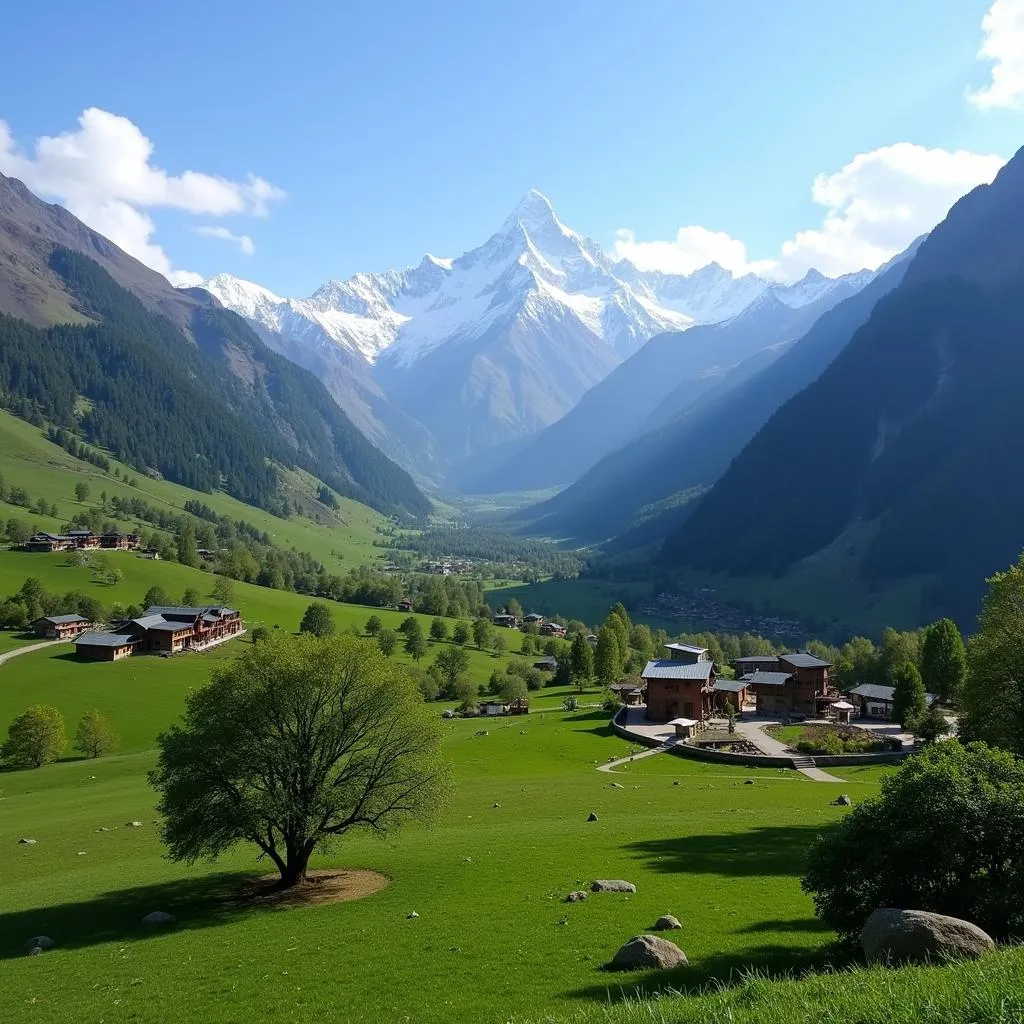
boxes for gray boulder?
[587,812,599,822]
[608,934,687,971]
[565,891,588,903]
[832,794,852,806]
[653,914,682,930]
[141,911,174,926]
[24,935,54,954]
[610,782,624,789]
[862,909,995,964]
[591,879,636,893]
[17,838,37,845]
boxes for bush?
[802,741,1024,941]
[524,668,543,691]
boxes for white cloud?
[194,225,256,256]
[613,143,1005,282]
[967,0,1024,109]
[0,108,283,282]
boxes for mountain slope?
[458,269,872,493]
[208,191,872,469]
[663,144,1024,626]
[518,243,916,543]
[0,172,431,520]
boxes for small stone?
[591,879,636,893]
[744,779,754,785]
[24,936,55,954]
[141,911,173,926]
[672,780,681,786]
[608,934,687,971]
[565,891,588,903]
[610,783,624,789]
[95,827,112,832]
[127,821,143,828]
[17,838,37,845]
[407,911,419,919]
[587,812,599,822]
[493,802,501,808]
[77,851,87,856]
[653,914,682,931]
[832,794,852,806]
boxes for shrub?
[803,741,1024,941]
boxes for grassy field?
[0,595,906,1024]
[0,408,392,571]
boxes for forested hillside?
[0,245,430,520]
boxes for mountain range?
[204,191,869,480]
[0,171,430,521]
[662,142,1024,627]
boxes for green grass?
[0,407,392,571]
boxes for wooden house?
[642,645,717,721]
[540,621,566,637]
[74,631,140,661]
[848,683,938,721]
[523,613,544,627]
[25,532,70,552]
[67,529,101,549]
[712,677,748,712]
[737,652,834,716]
[33,613,92,640]
[100,531,140,550]
[492,614,519,629]
[397,598,414,612]
[74,606,243,661]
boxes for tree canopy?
[2,705,66,768]
[299,601,335,638]
[150,633,451,888]
[74,709,117,759]
[802,741,1024,941]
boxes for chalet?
[731,655,782,675]
[642,644,716,722]
[608,682,644,706]
[737,652,834,716]
[848,683,939,721]
[540,621,566,638]
[533,656,558,672]
[25,532,70,552]
[74,631,140,661]
[397,598,414,612]
[73,605,243,661]
[100,531,140,550]
[33,613,92,640]
[478,697,529,717]
[67,529,100,549]
[713,677,749,712]
[523,613,544,626]
[197,548,216,562]
[493,614,519,629]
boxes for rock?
[24,935,54,954]
[608,934,687,971]
[95,827,112,832]
[587,812,599,822]
[77,851,87,856]
[832,794,852,806]
[127,821,143,828]
[653,914,682,930]
[744,779,754,785]
[141,911,173,926]
[591,879,636,893]
[672,780,680,786]
[610,783,624,789]
[565,891,588,903]
[861,909,995,964]
[17,838,37,845]
[407,911,419,919]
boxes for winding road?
[0,639,66,666]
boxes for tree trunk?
[277,841,314,889]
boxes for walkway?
[597,741,676,773]
[0,639,66,667]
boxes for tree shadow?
[626,824,834,878]
[738,918,831,934]
[0,871,271,959]
[566,941,851,1002]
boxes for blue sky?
[1,0,1022,293]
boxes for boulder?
[591,879,636,893]
[861,909,995,964]
[653,914,682,930]
[832,794,852,806]
[744,779,754,785]
[24,935,54,954]
[672,780,680,786]
[17,838,37,845]
[587,812,599,822]
[141,911,173,926]
[407,911,419,919]
[127,821,143,828]
[565,891,588,903]
[610,783,624,789]
[608,934,687,971]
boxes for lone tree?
[891,662,926,728]
[429,617,448,642]
[920,618,966,702]
[299,601,335,638]
[2,705,66,768]
[211,576,235,606]
[568,632,594,691]
[74,709,118,759]
[452,622,470,645]
[365,615,383,637]
[472,617,492,651]
[802,741,1024,941]
[74,481,90,503]
[377,628,397,657]
[150,633,451,889]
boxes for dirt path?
[0,639,66,666]
[597,742,675,773]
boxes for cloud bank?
[968,0,1024,109]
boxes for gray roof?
[713,679,748,692]
[733,655,780,665]
[664,642,709,655]
[642,659,715,681]
[780,652,832,669]
[144,605,235,618]
[75,631,139,648]
[746,671,793,686]
[849,683,938,705]
[131,614,169,629]
[40,613,89,625]
[143,620,196,634]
